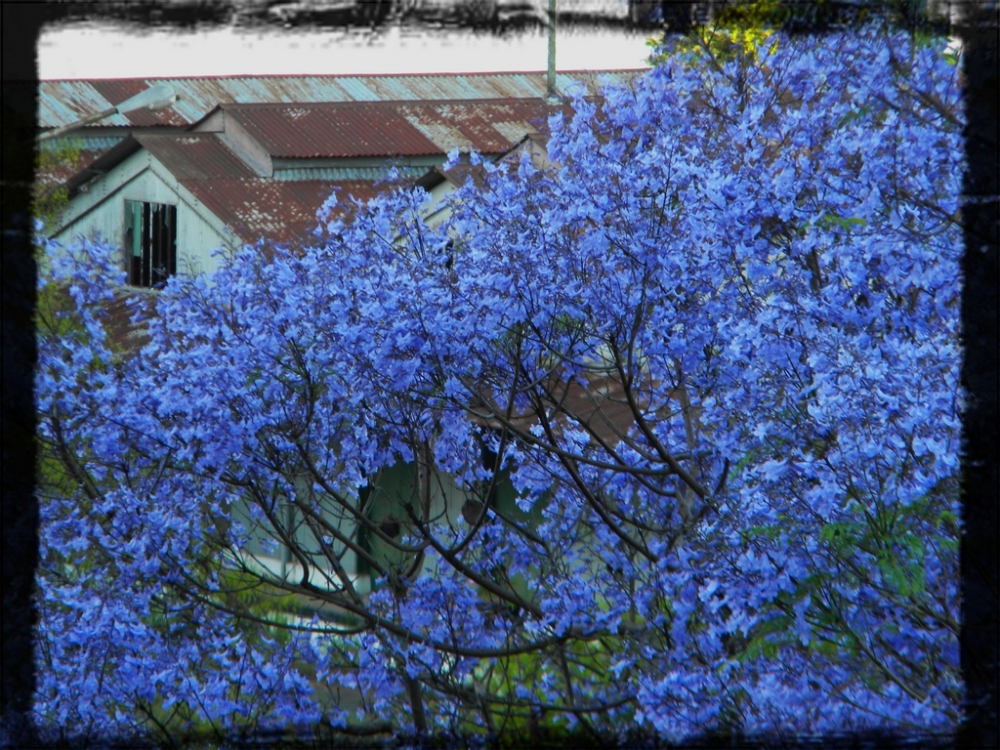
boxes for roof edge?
[41,69,648,84]
[66,136,143,198]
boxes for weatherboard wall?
[53,150,235,279]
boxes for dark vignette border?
[955,3,999,748]
[2,2,996,748]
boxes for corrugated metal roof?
[401,99,555,154]
[101,288,156,357]
[472,369,652,448]
[55,128,377,244]
[57,100,551,243]
[109,132,366,242]
[223,102,441,158]
[135,134,258,180]
[182,177,392,245]
[38,71,641,129]
[90,79,191,127]
[217,99,563,159]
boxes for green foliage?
[741,475,960,680]
[710,0,786,61]
[34,273,109,529]
[35,136,84,234]
[647,0,954,68]
[646,0,786,67]
[35,274,91,351]
[817,214,869,233]
[213,567,301,644]
[460,637,632,738]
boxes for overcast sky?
[38,17,653,80]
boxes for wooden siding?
[53,152,235,280]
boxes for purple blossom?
[34,27,962,742]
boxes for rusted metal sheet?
[136,134,258,180]
[56,98,565,245]
[90,79,190,127]
[38,71,641,129]
[37,80,120,131]
[218,99,564,159]
[182,177,390,244]
[470,369,651,449]
[223,102,442,158]
[401,99,557,153]
[88,288,157,359]
[118,133,378,242]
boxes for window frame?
[124,200,177,288]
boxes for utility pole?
[546,0,558,102]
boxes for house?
[36,70,639,176]
[35,71,640,258]
[50,98,570,285]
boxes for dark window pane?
[125,201,177,288]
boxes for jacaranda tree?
[35,26,964,744]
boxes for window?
[124,201,176,288]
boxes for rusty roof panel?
[127,131,394,243]
[89,79,188,127]
[181,177,392,245]
[218,99,562,159]
[38,71,641,129]
[472,371,651,448]
[102,288,156,357]
[89,78,147,103]
[403,99,563,152]
[406,121,475,152]
[399,100,557,153]
[224,102,443,158]
[37,80,120,129]
[490,120,538,143]
[135,134,257,180]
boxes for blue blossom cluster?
[35,27,963,743]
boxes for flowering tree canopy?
[35,27,963,744]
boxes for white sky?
[38,20,653,80]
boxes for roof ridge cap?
[42,69,646,85]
